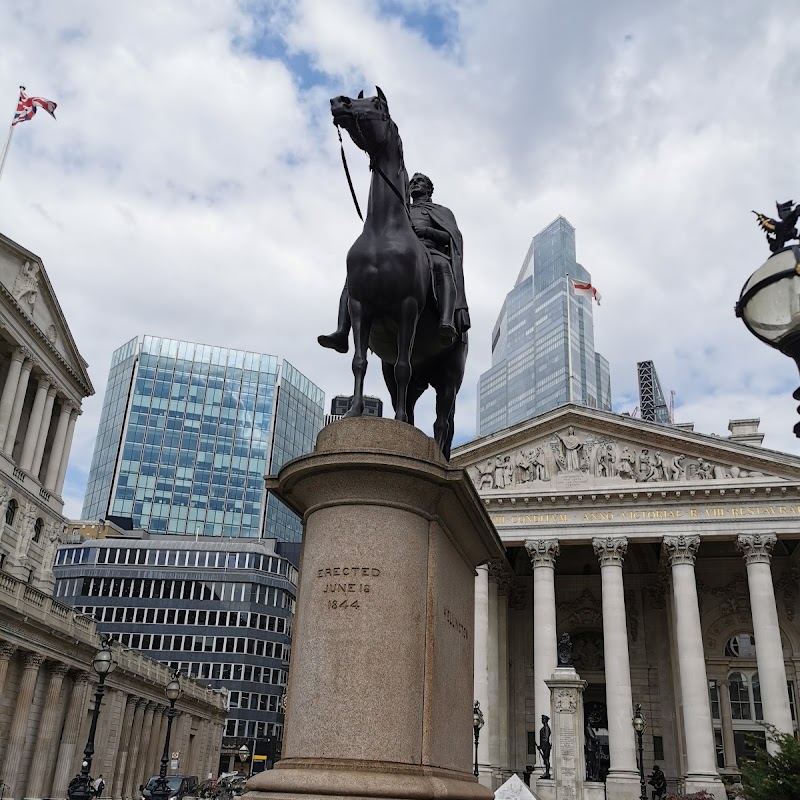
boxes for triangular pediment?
[0,233,94,398]
[452,404,800,494]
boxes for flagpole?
[566,273,574,404]
[0,86,23,186]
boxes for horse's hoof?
[395,412,409,423]
[438,324,457,345]
[344,406,363,418]
[318,333,349,353]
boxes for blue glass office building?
[477,217,612,436]
[81,336,324,542]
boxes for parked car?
[140,775,199,800]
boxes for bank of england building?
[0,233,227,800]
[453,405,800,798]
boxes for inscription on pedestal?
[317,566,382,610]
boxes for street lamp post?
[150,672,182,800]
[67,636,117,800]
[472,700,484,779]
[238,743,250,776]
[736,245,800,436]
[632,704,647,800]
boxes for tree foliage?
[740,725,800,800]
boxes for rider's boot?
[433,265,457,344]
[317,286,351,353]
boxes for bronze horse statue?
[328,88,468,458]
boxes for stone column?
[487,562,501,786]
[134,702,158,784]
[0,641,17,700]
[1,652,45,797]
[55,408,80,497]
[663,535,725,798]
[52,672,91,798]
[26,662,70,799]
[0,348,27,444]
[111,695,138,799]
[593,536,640,799]
[716,680,737,770]
[44,401,72,491]
[148,706,167,776]
[496,579,511,780]
[3,357,32,454]
[525,538,559,778]
[736,533,794,745]
[19,374,51,471]
[474,563,491,783]
[123,699,148,800]
[31,383,57,477]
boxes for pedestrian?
[92,775,105,797]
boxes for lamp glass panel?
[743,274,800,344]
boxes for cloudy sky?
[1,0,798,519]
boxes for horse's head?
[330,87,393,157]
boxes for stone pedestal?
[247,418,505,800]
[544,667,587,800]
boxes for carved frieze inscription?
[317,566,381,611]
[492,503,800,528]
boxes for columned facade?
[0,597,227,800]
[454,405,800,799]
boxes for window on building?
[725,633,756,658]
[32,517,43,542]
[5,499,17,526]
[729,672,752,720]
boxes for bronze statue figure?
[320,88,469,459]
[536,715,552,780]
[753,200,800,253]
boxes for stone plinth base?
[684,773,727,800]
[247,419,503,800]
[532,778,555,800]
[605,771,644,800]
[583,783,604,800]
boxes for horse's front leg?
[394,298,419,423]
[344,297,372,417]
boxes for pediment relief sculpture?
[469,426,773,491]
[12,261,40,313]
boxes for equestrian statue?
[318,87,470,459]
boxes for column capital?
[525,537,560,568]
[23,651,45,670]
[45,384,57,398]
[70,407,82,420]
[0,641,16,660]
[486,558,507,583]
[663,534,700,566]
[47,661,70,677]
[126,694,139,707]
[71,670,91,686]
[135,696,148,708]
[145,700,158,712]
[507,584,527,610]
[736,533,777,565]
[10,347,27,363]
[592,536,628,567]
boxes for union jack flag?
[11,87,57,126]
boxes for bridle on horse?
[334,106,411,222]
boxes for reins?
[336,116,411,222]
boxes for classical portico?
[453,405,800,800]
[0,233,93,593]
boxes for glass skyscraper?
[82,336,324,542]
[477,217,612,436]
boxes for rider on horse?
[318,172,470,353]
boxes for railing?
[0,570,227,714]
[12,466,25,482]
[39,487,51,501]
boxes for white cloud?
[0,0,798,518]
